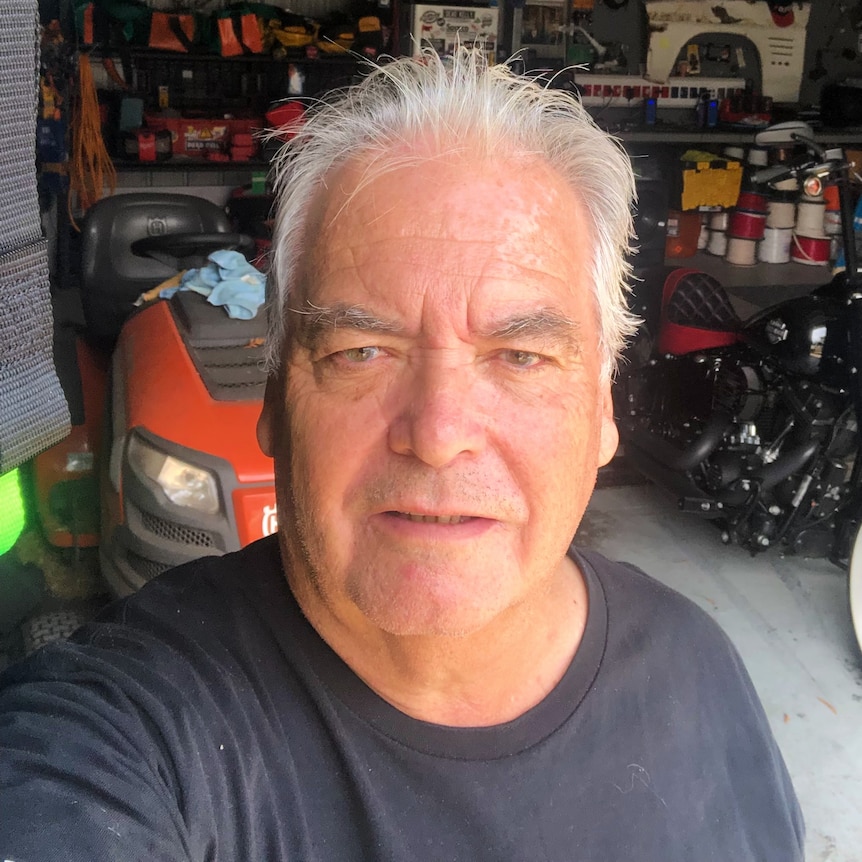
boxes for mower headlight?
[127,434,221,515]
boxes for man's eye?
[339,346,382,363]
[500,349,543,368]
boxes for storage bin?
[144,113,263,157]
[680,150,743,210]
[665,210,701,258]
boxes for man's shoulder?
[575,545,703,612]
[104,534,285,628]
[3,537,289,688]
[574,546,744,667]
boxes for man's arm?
[0,639,194,861]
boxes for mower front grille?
[140,510,216,548]
[126,550,173,582]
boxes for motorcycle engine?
[711,360,766,424]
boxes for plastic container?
[665,210,702,258]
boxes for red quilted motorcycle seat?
[657,268,741,355]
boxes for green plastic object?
[251,171,268,196]
[0,467,26,555]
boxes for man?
[0,49,803,860]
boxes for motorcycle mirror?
[754,120,816,147]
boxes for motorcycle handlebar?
[751,154,846,188]
[751,164,792,186]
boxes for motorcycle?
[615,121,862,653]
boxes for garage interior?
[2,0,862,859]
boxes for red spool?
[728,209,766,240]
[735,190,768,213]
[790,233,830,266]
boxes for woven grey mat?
[0,3,70,472]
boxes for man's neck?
[289,555,589,727]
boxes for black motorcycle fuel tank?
[741,291,849,385]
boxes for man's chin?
[346,568,526,640]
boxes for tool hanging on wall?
[68,50,116,227]
[67,2,116,227]
[573,0,594,26]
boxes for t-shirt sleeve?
[592,553,806,859]
[0,636,194,861]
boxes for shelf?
[127,50,361,113]
[113,159,269,172]
[671,251,829,292]
[126,48,358,64]
[604,124,862,147]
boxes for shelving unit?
[127,48,360,113]
[110,50,362,177]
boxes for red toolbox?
[144,113,263,158]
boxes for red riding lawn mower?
[34,191,277,599]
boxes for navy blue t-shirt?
[0,536,804,860]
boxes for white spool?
[709,211,729,231]
[725,236,758,266]
[723,146,746,161]
[758,227,793,263]
[698,218,710,249]
[773,177,798,192]
[767,200,796,229]
[791,233,831,266]
[796,198,826,237]
[824,209,842,236]
[747,147,769,166]
[706,229,728,256]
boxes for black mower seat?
[81,193,234,345]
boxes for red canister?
[791,234,830,265]
[735,190,768,213]
[728,209,767,240]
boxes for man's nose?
[388,360,486,468]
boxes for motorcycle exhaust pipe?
[621,411,733,473]
[717,440,820,505]
[623,441,722,511]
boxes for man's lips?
[388,512,473,525]
[370,510,498,538]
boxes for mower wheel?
[21,609,89,655]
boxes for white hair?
[266,47,638,380]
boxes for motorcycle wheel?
[848,523,862,656]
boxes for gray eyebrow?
[289,301,403,349]
[289,302,581,351]
[483,310,581,348]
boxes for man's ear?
[596,379,619,469]
[256,377,280,457]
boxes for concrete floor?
[581,482,862,862]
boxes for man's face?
[258,149,618,639]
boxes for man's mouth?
[391,512,472,524]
